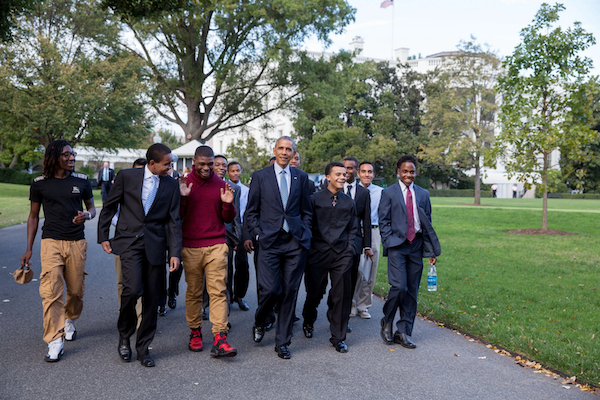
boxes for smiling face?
[194,156,214,180]
[148,153,174,177]
[327,166,347,193]
[397,161,416,187]
[358,163,374,187]
[59,145,76,173]
[227,164,241,183]
[289,152,300,169]
[273,138,295,169]
[214,156,227,179]
[343,159,357,184]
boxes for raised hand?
[220,183,234,204]
[179,176,193,197]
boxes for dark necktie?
[346,184,352,197]
[406,187,416,243]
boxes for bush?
[558,193,600,200]
[428,189,492,198]
[0,168,41,185]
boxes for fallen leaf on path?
[2,299,9,302]
[561,376,576,385]
[454,354,460,357]
[389,349,396,352]
[478,356,486,359]
[562,386,571,390]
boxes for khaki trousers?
[352,227,381,312]
[182,244,229,335]
[39,239,87,343]
[114,255,142,329]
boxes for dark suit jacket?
[97,168,115,184]
[378,182,441,258]
[310,189,356,254]
[351,184,372,254]
[245,165,313,250]
[97,167,182,265]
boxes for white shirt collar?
[399,180,414,192]
[273,162,290,176]
[144,165,158,180]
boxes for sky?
[302,0,600,75]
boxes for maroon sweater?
[180,170,236,248]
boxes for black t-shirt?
[30,173,93,240]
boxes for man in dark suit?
[302,162,356,353]
[98,161,115,204]
[245,136,313,359]
[98,143,182,367]
[342,157,372,327]
[290,151,315,194]
[379,154,441,349]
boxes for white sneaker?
[349,305,356,317]
[45,337,64,362]
[358,310,371,319]
[64,318,77,341]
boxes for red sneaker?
[210,332,237,358]
[188,328,203,352]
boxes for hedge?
[428,189,492,198]
[555,193,600,200]
[0,168,41,185]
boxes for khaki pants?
[353,227,381,312]
[114,255,142,329]
[182,244,228,335]
[39,239,87,343]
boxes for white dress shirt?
[142,165,160,206]
[343,181,357,200]
[399,181,421,233]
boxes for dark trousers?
[302,248,353,344]
[253,243,275,325]
[382,234,424,336]
[349,252,361,300]
[101,181,112,204]
[226,245,249,300]
[255,232,306,346]
[158,267,183,308]
[118,237,165,356]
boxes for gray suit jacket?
[378,182,441,258]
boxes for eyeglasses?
[61,152,77,158]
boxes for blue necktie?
[279,171,289,232]
[144,176,158,215]
[103,168,109,181]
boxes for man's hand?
[364,249,374,259]
[101,241,112,254]
[429,257,437,265]
[243,240,254,253]
[20,250,32,267]
[220,183,234,204]
[179,176,193,197]
[72,211,88,225]
[169,257,180,272]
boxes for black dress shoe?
[202,308,208,320]
[137,354,155,367]
[253,325,265,343]
[393,332,416,349]
[346,324,352,333]
[265,321,274,331]
[118,338,131,362]
[168,294,177,310]
[294,315,300,323]
[275,344,291,359]
[302,324,313,338]
[158,306,168,316]
[334,341,348,353]
[235,297,250,311]
[380,318,393,344]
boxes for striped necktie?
[144,176,158,215]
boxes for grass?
[375,198,600,386]
[0,183,102,228]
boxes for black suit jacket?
[245,165,313,250]
[310,189,356,254]
[97,168,115,184]
[349,183,372,254]
[97,167,182,265]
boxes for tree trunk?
[8,153,18,169]
[474,157,481,205]
[542,152,548,230]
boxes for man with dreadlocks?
[21,139,96,362]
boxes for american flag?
[380,0,393,8]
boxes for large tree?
[489,3,597,229]
[116,0,355,144]
[0,0,151,161]
[420,38,502,204]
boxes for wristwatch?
[85,211,92,220]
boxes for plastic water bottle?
[427,264,437,292]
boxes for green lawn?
[375,198,600,385]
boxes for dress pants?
[118,237,165,356]
[353,227,381,312]
[253,243,275,325]
[255,231,306,346]
[158,266,182,308]
[302,248,353,345]
[382,234,424,336]
[100,181,112,204]
[232,248,250,299]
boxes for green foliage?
[226,136,271,173]
[0,0,152,166]
[0,167,40,184]
[156,129,182,149]
[428,189,492,197]
[0,0,36,42]
[120,0,355,143]
[488,3,597,229]
[102,0,186,19]
[77,165,96,178]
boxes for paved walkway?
[0,217,596,399]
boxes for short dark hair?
[147,143,171,163]
[343,156,359,166]
[43,139,71,178]
[325,161,345,176]
[195,145,214,158]
[228,161,241,171]
[133,158,147,168]
[396,154,418,170]
[358,161,373,169]
[214,154,227,162]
